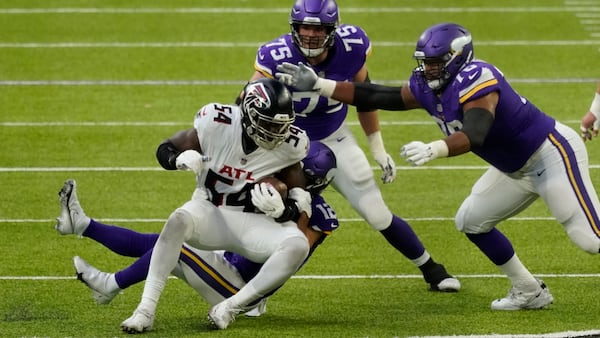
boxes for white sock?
[498,254,538,292]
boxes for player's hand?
[251,183,285,218]
[289,187,312,218]
[275,62,318,91]
[175,150,210,174]
[373,152,396,184]
[400,141,436,166]
[580,111,599,141]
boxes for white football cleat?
[120,308,154,334]
[55,179,90,236]
[424,262,461,292]
[435,277,461,292]
[244,298,268,317]
[73,256,120,305]
[491,279,554,310]
[207,299,242,330]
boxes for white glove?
[373,152,396,183]
[400,140,448,166]
[251,183,285,218]
[289,187,312,218]
[276,62,336,97]
[367,131,396,184]
[175,150,210,174]
[276,62,318,91]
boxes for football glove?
[289,187,312,218]
[368,131,396,184]
[373,152,396,183]
[175,150,210,175]
[400,141,447,166]
[276,62,318,91]
[251,183,285,218]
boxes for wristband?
[429,140,449,158]
[315,78,336,98]
[367,131,386,155]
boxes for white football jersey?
[193,102,309,211]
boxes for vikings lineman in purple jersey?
[55,141,338,320]
[276,22,600,311]
[245,0,460,293]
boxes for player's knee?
[567,228,600,254]
[455,206,492,234]
[280,235,310,260]
[357,195,393,230]
[165,208,193,236]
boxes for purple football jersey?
[225,194,339,282]
[409,60,556,173]
[255,24,371,140]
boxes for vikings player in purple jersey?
[244,0,460,293]
[55,141,338,321]
[581,80,600,141]
[276,22,600,310]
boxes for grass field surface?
[1,1,600,337]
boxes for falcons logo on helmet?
[243,82,271,114]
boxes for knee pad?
[164,208,194,239]
[355,189,393,231]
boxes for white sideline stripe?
[2,273,600,280]
[409,331,600,338]
[0,79,595,86]
[0,7,598,14]
[2,40,600,48]
[1,164,599,173]
[0,216,570,223]
[0,119,585,127]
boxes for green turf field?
[1,1,600,337]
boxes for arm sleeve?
[460,107,494,148]
[353,82,406,111]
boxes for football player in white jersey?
[115,78,312,332]
[241,0,460,293]
[581,80,600,141]
[55,141,339,320]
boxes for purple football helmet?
[289,0,339,58]
[413,23,474,91]
[240,78,295,150]
[302,141,337,194]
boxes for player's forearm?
[318,79,406,111]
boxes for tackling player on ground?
[55,141,338,321]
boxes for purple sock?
[466,228,515,265]
[379,215,426,260]
[83,219,159,257]
[114,250,153,289]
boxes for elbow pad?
[461,107,494,148]
[156,140,180,170]
[354,82,406,111]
